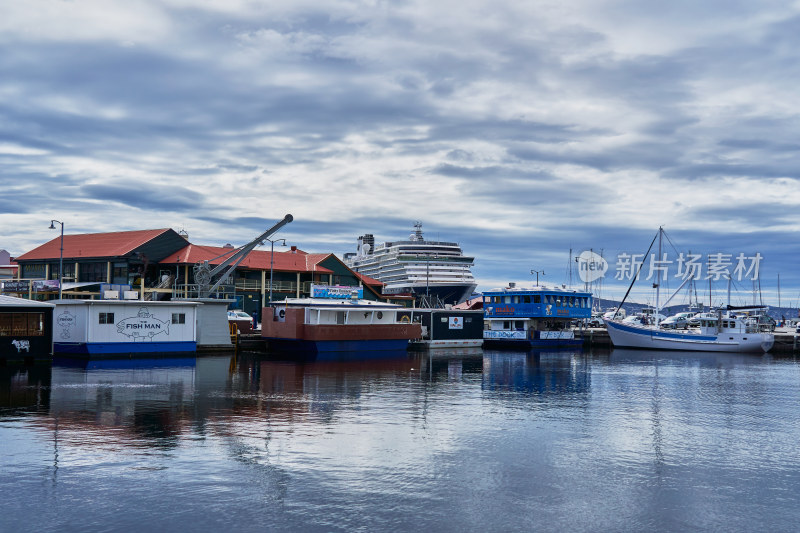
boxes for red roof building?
[9,228,411,316]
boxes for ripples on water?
[2,349,800,532]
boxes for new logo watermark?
[579,251,763,282]
[577,250,608,283]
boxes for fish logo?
[57,310,76,339]
[116,307,170,341]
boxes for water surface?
[2,349,800,532]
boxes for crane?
[193,214,293,298]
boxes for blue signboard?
[311,284,364,299]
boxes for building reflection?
[1,348,594,448]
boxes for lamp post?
[267,238,286,305]
[530,269,544,287]
[49,220,64,299]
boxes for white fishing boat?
[606,309,774,352]
[604,227,774,353]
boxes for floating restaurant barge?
[0,295,55,362]
[53,300,200,357]
[482,285,592,348]
[261,290,421,355]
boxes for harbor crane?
[193,214,293,298]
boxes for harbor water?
[3,348,800,532]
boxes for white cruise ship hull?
[383,282,477,305]
[605,320,774,353]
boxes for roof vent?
[178,229,189,240]
[508,282,516,288]
[291,246,297,253]
[223,243,234,249]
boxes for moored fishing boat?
[605,308,774,352]
[604,227,774,353]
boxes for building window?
[22,264,46,279]
[112,263,128,284]
[0,312,44,336]
[172,313,186,324]
[80,263,106,283]
[99,312,115,324]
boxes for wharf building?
[7,228,404,318]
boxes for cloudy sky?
[2,0,799,308]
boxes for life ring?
[400,315,410,323]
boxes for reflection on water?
[482,349,589,395]
[2,348,800,532]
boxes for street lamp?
[267,238,286,305]
[530,269,544,287]
[49,220,64,299]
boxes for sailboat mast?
[654,227,662,323]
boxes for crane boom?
[194,214,293,298]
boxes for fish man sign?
[117,307,170,341]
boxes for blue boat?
[482,285,592,349]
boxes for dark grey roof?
[0,294,56,308]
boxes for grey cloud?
[80,183,206,212]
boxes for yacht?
[343,222,477,305]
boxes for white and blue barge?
[53,300,199,357]
[482,286,592,349]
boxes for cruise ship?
[343,223,477,305]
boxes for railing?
[233,279,298,292]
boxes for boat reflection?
[608,347,771,367]
[410,347,485,382]
[482,349,590,395]
[0,364,52,413]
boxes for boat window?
[336,312,346,325]
[172,313,186,324]
[533,295,541,304]
[503,296,511,304]
[512,296,519,304]
[523,296,531,304]
[484,296,490,303]
[2,312,44,336]
[514,321,525,330]
[503,321,511,330]
[99,312,115,325]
